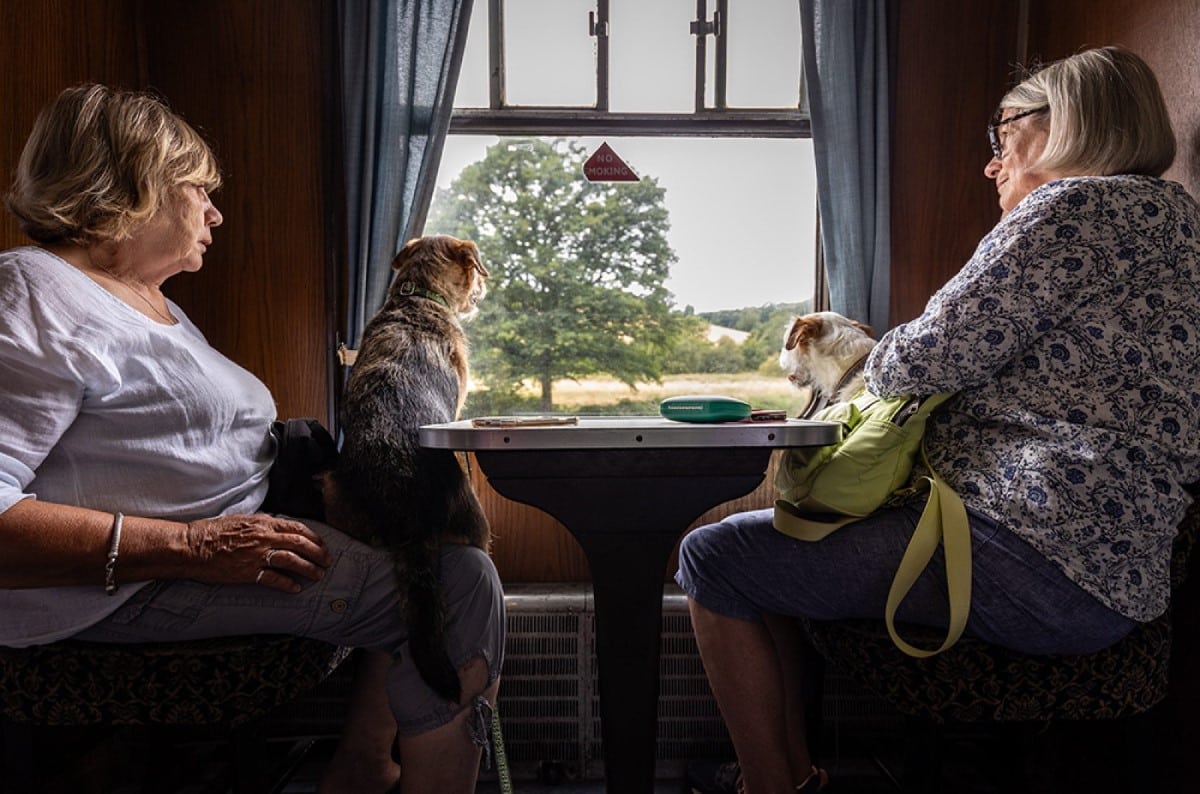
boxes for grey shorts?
[74,519,505,735]
[675,505,1137,655]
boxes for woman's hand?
[184,514,331,593]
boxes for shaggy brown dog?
[324,234,490,703]
[779,311,876,410]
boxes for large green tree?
[427,139,681,409]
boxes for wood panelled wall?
[0,0,141,249]
[887,0,1022,326]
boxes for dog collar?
[799,352,871,419]
[832,353,870,398]
[396,281,450,309]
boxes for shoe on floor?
[685,760,829,793]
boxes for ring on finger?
[264,549,279,568]
[255,569,266,585]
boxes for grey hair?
[6,84,222,245]
[999,46,1175,177]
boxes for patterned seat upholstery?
[0,635,351,791]
[803,611,1172,724]
[0,634,351,727]
[803,493,1198,724]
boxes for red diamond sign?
[583,142,640,182]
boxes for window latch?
[690,12,722,38]
[588,11,609,38]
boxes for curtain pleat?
[338,0,474,347]
[800,0,891,331]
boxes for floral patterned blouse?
[866,175,1200,622]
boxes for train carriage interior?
[1,0,1199,792]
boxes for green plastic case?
[659,395,752,423]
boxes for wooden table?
[420,416,840,793]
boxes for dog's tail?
[401,531,462,704]
[402,448,490,705]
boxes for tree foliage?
[426,139,681,409]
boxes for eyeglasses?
[987,106,1048,159]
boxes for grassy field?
[467,372,810,416]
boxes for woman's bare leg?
[318,650,403,794]
[394,655,500,794]
[762,613,817,783]
[690,598,813,794]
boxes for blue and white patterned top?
[866,175,1200,622]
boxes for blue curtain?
[799,0,891,331]
[339,0,474,348]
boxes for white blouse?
[0,246,276,645]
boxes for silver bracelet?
[104,512,123,596]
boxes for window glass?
[429,135,817,417]
[453,0,490,108]
[726,0,802,108]
[609,0,695,113]
[504,0,597,107]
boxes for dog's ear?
[453,239,488,279]
[391,237,425,273]
[852,320,875,339]
[784,315,823,351]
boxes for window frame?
[449,0,811,140]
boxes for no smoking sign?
[583,142,640,182]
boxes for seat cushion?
[802,615,1171,723]
[0,635,351,727]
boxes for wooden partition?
[0,0,141,248]
[886,0,1021,325]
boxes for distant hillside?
[706,324,750,344]
[698,301,810,333]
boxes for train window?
[428,0,817,417]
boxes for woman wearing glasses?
[681,46,1200,793]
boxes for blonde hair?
[1000,46,1175,177]
[5,84,222,245]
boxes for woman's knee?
[679,509,773,578]
[441,545,502,604]
[677,520,724,578]
[457,654,497,704]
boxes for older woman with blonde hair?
[0,84,504,794]
[680,46,1200,793]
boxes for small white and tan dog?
[779,311,876,412]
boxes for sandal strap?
[795,766,829,791]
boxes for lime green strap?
[884,468,972,657]
[773,499,861,540]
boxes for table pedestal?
[475,447,773,794]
